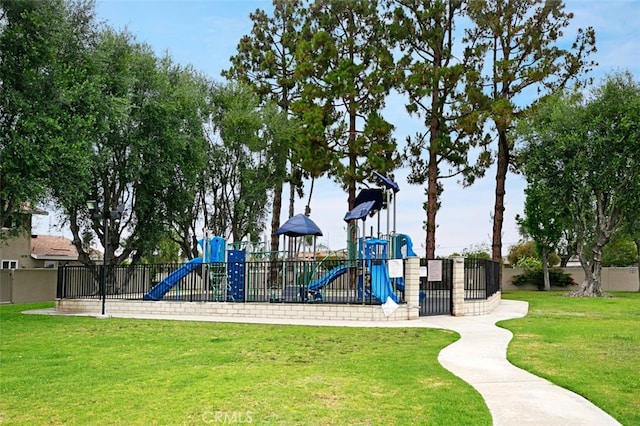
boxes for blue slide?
[144,257,203,300]
[370,263,400,304]
[308,265,349,292]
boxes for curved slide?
[370,263,400,304]
[144,257,203,300]
[308,265,348,292]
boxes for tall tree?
[203,82,273,243]
[465,0,596,262]
[516,184,566,290]
[0,0,97,237]
[56,30,210,267]
[293,0,400,220]
[519,72,640,296]
[388,0,490,258]
[223,0,305,255]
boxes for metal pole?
[102,214,107,316]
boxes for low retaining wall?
[56,298,420,322]
[463,292,501,316]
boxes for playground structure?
[142,171,418,305]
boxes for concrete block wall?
[55,298,416,321]
[450,257,502,317]
[463,291,501,316]
[451,257,466,316]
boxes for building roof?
[30,235,79,260]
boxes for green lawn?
[500,291,640,425]
[0,303,490,425]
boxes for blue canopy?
[343,200,377,222]
[372,171,400,193]
[354,189,384,211]
[276,214,323,237]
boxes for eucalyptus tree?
[59,30,210,267]
[293,0,400,217]
[465,0,596,262]
[203,82,273,244]
[388,0,491,258]
[223,0,305,254]
[0,0,97,237]
[519,72,640,296]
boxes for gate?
[419,258,453,316]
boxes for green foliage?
[519,71,640,295]
[389,0,492,258]
[511,268,576,290]
[513,256,542,271]
[508,241,560,267]
[204,82,275,243]
[0,0,97,233]
[465,0,597,262]
[601,231,638,267]
[292,0,400,212]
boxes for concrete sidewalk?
[26,301,621,425]
[426,300,621,426]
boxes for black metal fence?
[419,258,454,316]
[464,258,501,300]
[57,258,405,305]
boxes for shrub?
[513,256,542,270]
[512,268,576,290]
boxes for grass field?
[0,303,491,425]
[500,291,640,425]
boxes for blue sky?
[34,0,640,256]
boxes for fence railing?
[57,258,405,305]
[419,258,454,316]
[464,258,501,300]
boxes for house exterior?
[1,212,98,269]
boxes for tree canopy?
[519,71,640,296]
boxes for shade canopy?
[354,189,384,211]
[343,200,377,222]
[276,214,323,237]
[372,171,400,193]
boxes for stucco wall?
[0,269,57,304]
[502,267,640,292]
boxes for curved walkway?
[425,300,620,426]
[27,301,620,425]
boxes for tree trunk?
[492,130,509,263]
[571,243,608,297]
[268,181,283,286]
[425,147,438,259]
[270,182,283,254]
[635,239,640,292]
[541,248,550,291]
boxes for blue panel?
[227,250,245,301]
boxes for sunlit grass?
[500,291,640,425]
[0,303,490,425]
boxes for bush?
[513,256,542,270]
[512,268,576,290]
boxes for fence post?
[404,257,420,319]
[451,257,465,316]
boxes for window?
[1,260,18,269]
